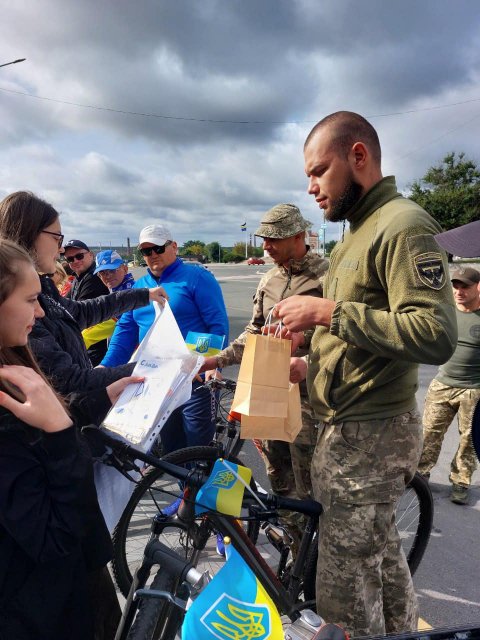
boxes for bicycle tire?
[215,387,244,459]
[126,569,184,640]
[112,446,260,598]
[302,472,434,602]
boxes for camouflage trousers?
[258,398,317,551]
[418,379,480,486]
[311,411,422,637]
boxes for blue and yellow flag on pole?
[195,459,252,517]
[182,540,283,639]
[241,222,247,232]
[185,332,225,357]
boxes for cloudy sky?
[1,0,479,249]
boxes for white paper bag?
[102,301,203,452]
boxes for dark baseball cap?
[64,239,90,251]
[451,267,480,286]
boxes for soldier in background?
[418,267,480,504]
[201,203,328,552]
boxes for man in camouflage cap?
[254,202,313,239]
[201,203,328,551]
[418,266,480,504]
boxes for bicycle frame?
[115,497,321,640]
[84,427,323,639]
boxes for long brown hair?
[0,238,64,406]
[0,190,60,255]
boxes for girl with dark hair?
[0,190,167,421]
[0,238,126,639]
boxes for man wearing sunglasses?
[101,224,229,454]
[64,239,111,366]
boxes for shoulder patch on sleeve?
[407,234,446,290]
[413,253,446,289]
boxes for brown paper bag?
[240,383,302,442]
[231,333,291,418]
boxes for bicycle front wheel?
[126,569,185,640]
[112,446,259,597]
[302,472,434,602]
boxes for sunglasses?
[41,230,64,249]
[65,252,87,263]
[139,241,171,257]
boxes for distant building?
[306,230,319,253]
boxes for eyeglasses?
[65,252,87,263]
[41,230,64,248]
[139,241,171,257]
[98,268,120,276]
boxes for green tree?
[207,241,222,262]
[232,242,257,258]
[325,240,337,255]
[179,240,206,259]
[409,152,480,229]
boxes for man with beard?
[273,111,457,636]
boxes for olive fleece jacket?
[217,249,328,367]
[308,176,457,423]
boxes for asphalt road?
[133,261,480,630]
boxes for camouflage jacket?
[308,176,457,423]
[217,249,328,368]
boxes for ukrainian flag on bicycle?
[185,331,225,356]
[195,459,252,517]
[182,540,283,639]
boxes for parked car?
[247,257,265,265]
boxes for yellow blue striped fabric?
[182,541,283,639]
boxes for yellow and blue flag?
[185,332,226,357]
[195,459,252,517]
[241,222,247,232]
[182,540,283,639]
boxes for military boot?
[450,483,469,505]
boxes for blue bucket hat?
[94,249,124,274]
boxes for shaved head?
[305,111,381,166]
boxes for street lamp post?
[0,58,26,69]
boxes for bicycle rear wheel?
[112,446,259,598]
[302,472,433,601]
[214,386,244,459]
[126,570,185,640]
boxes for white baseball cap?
[138,224,173,247]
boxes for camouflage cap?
[254,204,312,239]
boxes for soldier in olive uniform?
[274,112,457,637]
[419,267,480,504]
[201,204,328,549]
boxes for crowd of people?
[0,110,478,639]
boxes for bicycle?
[111,376,253,597]
[86,427,325,640]
[112,418,433,599]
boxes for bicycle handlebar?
[82,426,199,485]
[82,425,323,518]
[201,377,236,391]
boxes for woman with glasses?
[0,191,167,422]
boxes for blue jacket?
[101,259,229,367]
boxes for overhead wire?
[0,84,480,125]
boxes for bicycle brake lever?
[133,589,186,611]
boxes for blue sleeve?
[193,270,229,344]
[100,308,139,367]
